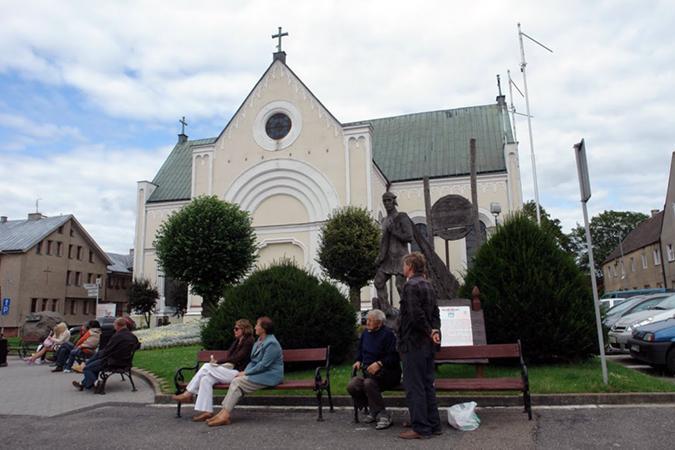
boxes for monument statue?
[373,192,413,312]
[373,192,461,313]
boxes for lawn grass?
[133,345,675,395]
[5,336,21,347]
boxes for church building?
[133,46,523,317]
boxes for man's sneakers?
[63,369,72,373]
[362,413,377,424]
[51,366,63,372]
[375,415,393,430]
[72,380,84,391]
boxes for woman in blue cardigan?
[207,316,284,427]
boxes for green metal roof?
[147,104,512,203]
[147,137,217,203]
[346,103,513,182]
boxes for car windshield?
[653,295,675,310]
[630,297,669,313]
[606,298,642,315]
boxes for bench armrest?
[174,362,200,394]
[517,340,530,391]
[314,348,331,391]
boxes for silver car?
[608,294,675,352]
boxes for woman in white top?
[27,322,70,365]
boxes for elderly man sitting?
[347,309,401,430]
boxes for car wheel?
[666,348,675,376]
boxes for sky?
[1,0,674,253]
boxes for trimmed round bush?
[201,261,356,363]
[459,213,597,362]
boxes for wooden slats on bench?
[435,343,521,360]
[435,378,524,391]
[197,348,328,363]
[197,350,229,362]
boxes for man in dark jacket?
[347,308,401,430]
[397,252,442,439]
[73,317,139,391]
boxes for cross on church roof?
[272,26,288,53]
[179,116,188,135]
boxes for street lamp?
[490,202,502,226]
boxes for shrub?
[459,213,597,362]
[127,278,159,328]
[201,261,357,363]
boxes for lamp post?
[490,202,502,226]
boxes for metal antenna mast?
[507,69,525,144]
[518,23,552,225]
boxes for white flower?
[135,320,207,349]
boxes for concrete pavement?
[0,355,153,417]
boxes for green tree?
[522,201,572,253]
[127,278,159,328]
[317,206,381,310]
[459,213,597,362]
[202,261,356,363]
[154,195,257,316]
[569,210,648,278]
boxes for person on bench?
[172,319,255,422]
[52,320,101,373]
[27,322,70,365]
[72,317,139,391]
[348,308,401,430]
[206,316,284,427]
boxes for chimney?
[27,212,45,221]
[651,209,660,217]
[496,74,506,107]
[0,216,7,223]
[178,133,188,144]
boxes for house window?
[77,246,83,260]
[83,301,89,315]
[667,244,674,262]
[630,257,636,272]
[46,240,52,255]
[66,270,72,285]
[654,248,662,265]
[58,225,64,234]
[56,242,63,257]
[89,250,94,263]
[41,298,48,311]
[620,261,625,278]
[87,273,92,284]
[605,268,611,279]
[68,244,73,259]
[51,299,58,312]
[75,272,82,286]
[31,298,38,312]
[36,241,42,254]
[70,299,77,315]
[641,254,648,269]
[70,229,74,237]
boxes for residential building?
[105,252,133,316]
[0,213,111,335]
[659,151,675,289]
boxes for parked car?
[601,288,670,300]
[608,294,675,352]
[628,318,675,374]
[603,295,665,329]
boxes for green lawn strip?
[5,336,22,347]
[134,346,675,395]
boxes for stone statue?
[374,192,413,312]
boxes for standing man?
[374,192,413,311]
[397,252,442,439]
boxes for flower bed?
[134,320,206,349]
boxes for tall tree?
[154,195,257,316]
[127,278,159,328]
[317,206,381,310]
[522,201,573,253]
[569,210,649,278]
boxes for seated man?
[52,320,101,373]
[72,317,139,392]
[347,309,401,430]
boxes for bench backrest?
[435,343,521,361]
[197,347,329,364]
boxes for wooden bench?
[352,340,531,422]
[174,346,333,421]
[93,346,140,395]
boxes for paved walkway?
[0,355,154,417]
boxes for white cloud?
[0,0,674,246]
[0,143,171,253]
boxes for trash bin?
[0,338,8,367]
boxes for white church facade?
[133,51,523,317]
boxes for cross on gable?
[272,26,288,53]
[179,116,188,135]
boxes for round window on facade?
[265,113,292,140]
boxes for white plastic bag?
[447,401,480,431]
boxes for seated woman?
[52,320,102,373]
[27,322,70,365]
[172,319,255,422]
[206,316,284,427]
